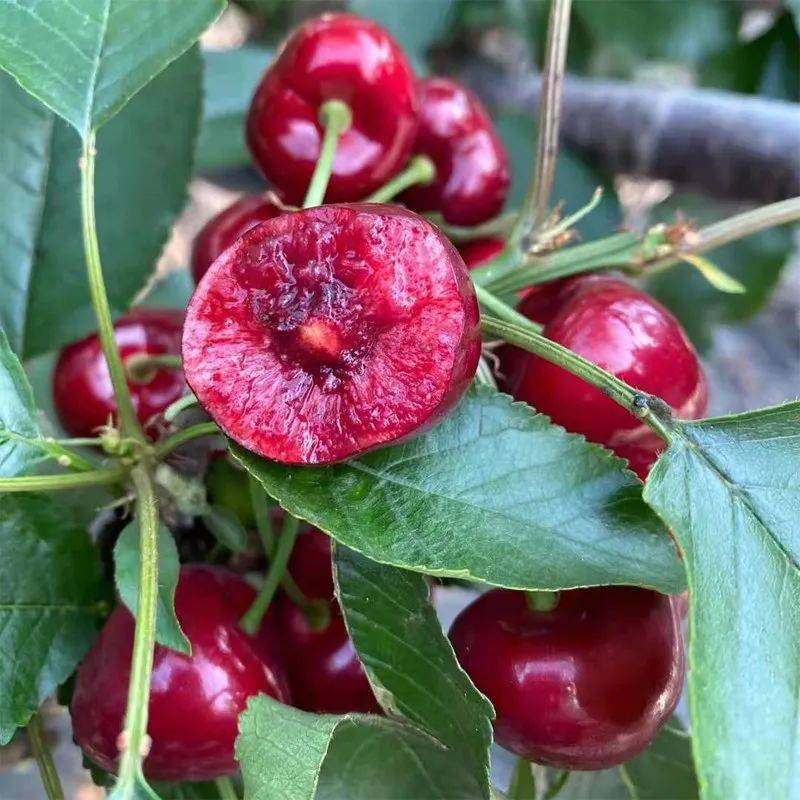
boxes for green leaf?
[643,403,800,799]
[0,48,202,358]
[334,547,493,795]
[203,505,248,552]
[0,493,104,743]
[197,46,272,172]
[0,326,40,476]
[114,519,190,655]
[236,695,484,800]
[234,387,685,595]
[0,0,223,135]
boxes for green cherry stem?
[364,155,436,203]
[80,134,142,441]
[303,99,353,208]
[27,712,64,800]
[241,513,301,635]
[0,466,126,493]
[125,352,183,384]
[112,465,160,798]
[525,590,560,613]
[163,392,199,422]
[508,756,535,800]
[153,422,221,460]
[215,776,240,800]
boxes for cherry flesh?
[503,276,707,478]
[71,565,288,782]
[183,204,481,464]
[449,587,684,770]
[247,13,418,204]
[53,308,186,438]
[192,194,283,284]
[401,78,510,225]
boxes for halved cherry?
[183,204,481,464]
[192,194,283,284]
[247,13,418,204]
[401,77,510,225]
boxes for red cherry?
[505,276,707,478]
[53,309,186,438]
[401,78,510,225]
[71,565,288,782]
[458,237,504,269]
[247,13,418,204]
[288,528,335,600]
[449,587,684,769]
[183,204,481,464]
[192,194,283,284]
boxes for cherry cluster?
[53,11,706,786]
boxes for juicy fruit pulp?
[183,204,481,464]
[503,276,707,478]
[449,587,684,769]
[53,308,186,438]
[192,194,283,284]
[71,565,288,782]
[402,78,510,226]
[247,13,418,204]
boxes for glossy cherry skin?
[505,276,707,478]
[53,309,186,438]
[183,204,481,464]
[192,194,283,284]
[449,587,684,769]
[247,13,418,204]
[71,565,288,782]
[401,78,510,225]
[458,237,504,269]
[288,528,335,600]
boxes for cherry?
[183,204,481,464]
[449,587,684,769]
[192,194,283,284]
[53,308,186,439]
[71,565,288,782]
[288,527,335,600]
[458,237,504,269]
[401,77,510,225]
[247,13,418,204]
[503,276,707,478]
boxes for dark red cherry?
[71,565,288,782]
[247,13,418,204]
[192,194,283,284]
[449,587,684,769]
[505,276,707,478]
[288,528,335,600]
[53,309,186,438]
[458,237,504,269]
[183,204,481,464]
[401,77,510,225]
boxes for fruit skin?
[183,204,481,465]
[401,78,510,225]
[458,237,504,269]
[247,13,418,204]
[449,587,684,770]
[53,308,186,438]
[192,194,283,284]
[71,565,289,782]
[288,527,336,600]
[505,276,707,478]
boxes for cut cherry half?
[183,204,481,464]
[247,13,418,204]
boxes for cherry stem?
[27,712,64,800]
[113,465,160,798]
[543,770,571,800]
[508,757,535,800]
[0,466,126,493]
[526,590,560,613]
[511,0,573,245]
[241,513,301,635]
[215,776,240,800]
[364,155,436,203]
[154,422,221,460]
[163,392,199,422]
[303,99,353,208]
[425,211,518,243]
[0,429,96,472]
[125,352,183,384]
[80,134,143,442]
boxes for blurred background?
[3,0,798,797]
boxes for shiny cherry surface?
[458,237,504,269]
[192,194,283,284]
[288,528,335,600]
[71,565,288,782]
[401,78,510,225]
[506,276,707,478]
[183,204,480,464]
[449,587,684,769]
[247,13,418,203]
[53,308,186,438]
